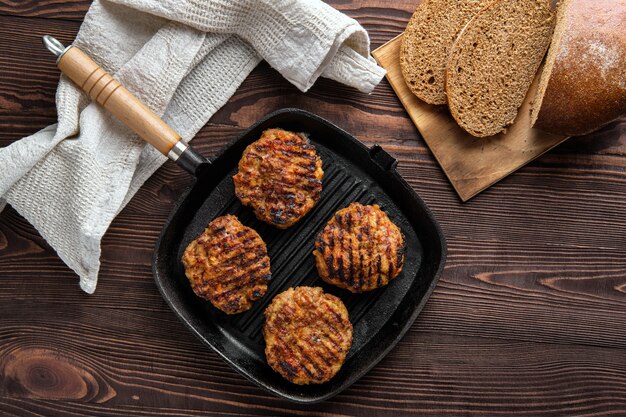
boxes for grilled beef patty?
[233,129,323,229]
[313,203,405,293]
[263,286,352,384]
[181,215,270,314]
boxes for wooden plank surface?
[0,1,625,416]
[372,35,570,201]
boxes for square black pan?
[153,108,447,403]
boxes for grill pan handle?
[369,145,398,171]
[42,35,205,174]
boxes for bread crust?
[531,0,626,136]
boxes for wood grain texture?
[0,0,625,416]
[0,14,78,146]
[0,1,89,21]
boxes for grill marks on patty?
[314,203,405,293]
[263,287,353,385]
[233,129,324,229]
[181,215,270,314]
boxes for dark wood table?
[1,1,625,416]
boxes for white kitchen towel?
[0,0,385,293]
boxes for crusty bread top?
[400,0,492,105]
[445,0,555,137]
[531,0,626,136]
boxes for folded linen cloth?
[0,0,385,293]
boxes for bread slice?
[400,0,493,105]
[530,0,626,136]
[445,0,555,137]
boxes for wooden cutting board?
[372,34,569,201]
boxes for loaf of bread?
[400,0,492,105]
[530,0,626,136]
[445,0,555,137]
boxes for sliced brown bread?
[530,0,626,136]
[400,0,493,105]
[445,0,556,137]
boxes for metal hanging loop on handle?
[42,35,70,62]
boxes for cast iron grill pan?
[153,108,446,403]
[39,41,445,404]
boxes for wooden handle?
[58,46,181,156]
